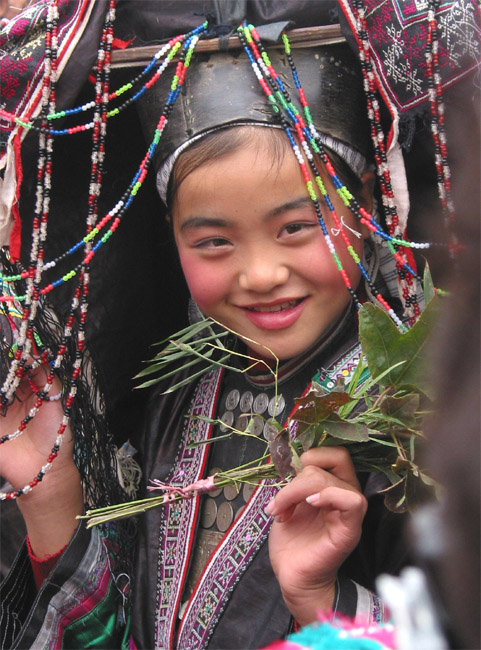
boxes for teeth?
[250,300,299,313]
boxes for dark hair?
[166,125,363,213]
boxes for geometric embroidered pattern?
[340,0,480,113]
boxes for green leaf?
[379,393,420,426]
[423,262,435,304]
[358,298,440,398]
[321,418,370,442]
[297,425,325,452]
[289,441,303,474]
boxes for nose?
[238,250,289,293]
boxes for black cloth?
[130,310,409,648]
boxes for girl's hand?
[0,364,83,557]
[266,447,367,626]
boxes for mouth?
[239,298,307,331]
[244,299,304,313]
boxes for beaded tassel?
[351,0,421,324]
[0,1,111,499]
[0,15,208,499]
[426,0,458,255]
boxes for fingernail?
[306,493,320,505]
[265,500,276,516]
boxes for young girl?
[1,24,409,650]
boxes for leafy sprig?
[80,276,443,526]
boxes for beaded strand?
[426,0,457,253]
[351,0,421,323]
[0,18,208,499]
[1,2,60,408]
[239,23,408,330]
[0,24,207,306]
[0,2,112,499]
[278,29,425,315]
[0,33,187,137]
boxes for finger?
[300,446,360,489]
[306,485,367,517]
[266,464,354,520]
[305,485,367,545]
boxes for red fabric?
[8,132,23,262]
[112,36,134,50]
[27,536,66,590]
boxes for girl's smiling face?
[172,137,371,361]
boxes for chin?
[247,341,304,362]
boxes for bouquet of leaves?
[80,273,442,528]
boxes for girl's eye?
[281,222,317,237]
[195,237,231,249]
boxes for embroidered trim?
[155,368,223,650]
[313,342,369,393]
[178,480,279,649]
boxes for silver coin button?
[242,482,256,501]
[239,391,254,413]
[219,410,234,432]
[201,498,218,528]
[247,415,264,437]
[217,502,234,532]
[235,414,250,432]
[253,392,269,414]
[263,419,279,441]
[224,483,240,501]
[225,389,240,411]
[268,394,285,417]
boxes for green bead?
[276,91,288,109]
[348,247,360,264]
[306,181,317,201]
[315,178,327,195]
[334,254,343,271]
[287,102,299,116]
[304,107,313,125]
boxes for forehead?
[172,142,310,218]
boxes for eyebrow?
[180,196,316,232]
[266,196,315,218]
[180,217,228,232]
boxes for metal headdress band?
[135,41,373,180]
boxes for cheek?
[177,251,228,310]
[307,237,362,290]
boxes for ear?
[358,170,375,239]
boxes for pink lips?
[240,298,307,330]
